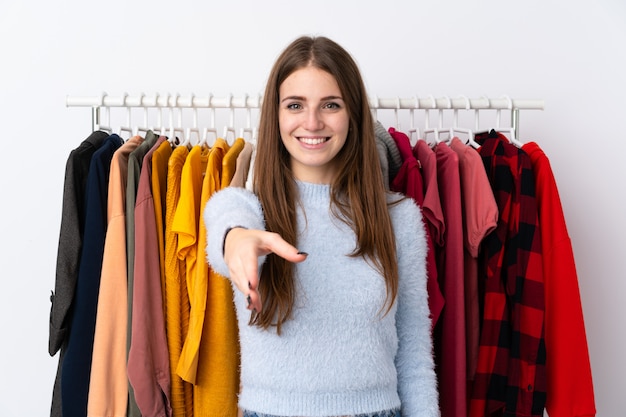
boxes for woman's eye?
[286,103,302,110]
[323,102,341,109]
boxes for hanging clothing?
[470,131,546,417]
[126,131,160,417]
[88,136,143,416]
[128,135,173,417]
[50,113,594,417]
[49,130,109,417]
[449,137,498,384]
[193,138,243,416]
[388,127,444,327]
[164,144,194,417]
[230,141,254,188]
[522,142,596,417]
[61,133,123,417]
[375,120,402,188]
[389,127,424,203]
[152,139,174,313]
[413,141,445,249]
[433,142,467,417]
[175,144,211,383]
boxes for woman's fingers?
[224,228,308,313]
[260,231,309,263]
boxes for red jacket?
[523,142,596,417]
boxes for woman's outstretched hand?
[223,227,308,312]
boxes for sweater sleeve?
[392,198,441,417]
[203,186,267,278]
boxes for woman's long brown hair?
[252,36,399,334]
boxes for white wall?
[0,0,623,415]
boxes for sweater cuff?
[222,226,247,256]
[204,187,266,278]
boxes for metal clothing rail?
[65,93,544,139]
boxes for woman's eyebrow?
[280,95,343,103]
[281,95,305,103]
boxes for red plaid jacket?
[469,132,547,417]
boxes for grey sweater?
[204,181,440,417]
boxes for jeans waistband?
[243,409,401,417]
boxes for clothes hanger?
[149,94,168,137]
[435,96,454,145]
[199,95,217,147]
[425,95,457,145]
[449,95,478,148]
[223,94,236,145]
[494,95,523,147]
[133,95,151,138]
[239,127,257,144]
[407,95,421,146]
[182,96,201,147]
[117,94,133,139]
[95,109,112,134]
[422,94,440,145]
[186,127,201,146]
[200,127,218,147]
[223,125,237,145]
[169,95,188,146]
[94,92,113,133]
[237,93,255,143]
[393,96,400,129]
[163,95,179,145]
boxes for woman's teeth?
[299,137,327,145]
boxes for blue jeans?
[242,409,401,417]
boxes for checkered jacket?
[469,132,547,417]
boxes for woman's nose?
[303,108,324,131]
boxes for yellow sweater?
[174,144,210,383]
[164,145,193,417]
[195,138,244,416]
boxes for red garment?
[389,128,444,327]
[433,143,467,417]
[471,132,546,417]
[413,141,445,247]
[522,142,596,417]
[413,141,446,332]
[450,137,498,384]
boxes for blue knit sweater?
[204,181,439,417]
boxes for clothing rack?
[65,93,544,141]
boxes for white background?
[0,1,624,416]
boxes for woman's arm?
[392,198,440,417]
[204,187,306,312]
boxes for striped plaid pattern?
[469,132,547,417]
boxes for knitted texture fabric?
[204,182,440,417]
[374,121,403,183]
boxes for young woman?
[205,36,439,417]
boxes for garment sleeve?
[203,187,267,278]
[393,199,441,417]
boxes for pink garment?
[88,136,143,416]
[128,136,173,417]
[230,141,254,188]
[450,137,498,383]
[433,142,466,417]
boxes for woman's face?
[278,66,349,184]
